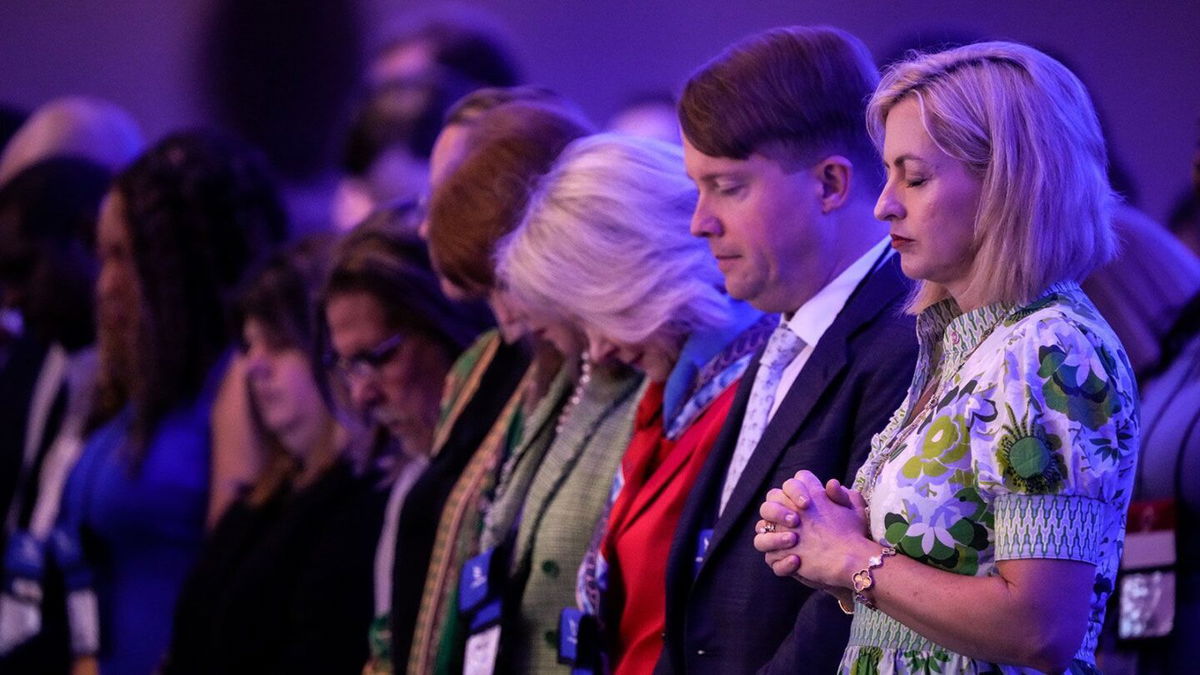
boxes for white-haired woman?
[753,42,1139,674]
[496,133,774,674]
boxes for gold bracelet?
[837,596,855,615]
[851,546,896,610]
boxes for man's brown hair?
[679,25,880,170]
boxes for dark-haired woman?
[55,131,285,675]
[163,236,397,674]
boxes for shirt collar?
[785,237,892,347]
[917,281,1084,371]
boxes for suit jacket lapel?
[707,344,847,552]
[702,254,910,564]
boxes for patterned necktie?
[718,322,805,515]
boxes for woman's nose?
[587,335,618,363]
[96,262,120,303]
[243,345,269,378]
[874,182,904,222]
[348,375,381,414]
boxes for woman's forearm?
[761,473,1097,671]
[852,546,1094,673]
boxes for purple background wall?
[3,0,1197,222]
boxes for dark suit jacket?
[389,333,529,670]
[657,254,918,674]
[0,338,72,675]
[0,337,54,535]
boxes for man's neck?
[785,207,887,317]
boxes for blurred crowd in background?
[0,6,1198,675]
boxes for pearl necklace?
[555,352,592,435]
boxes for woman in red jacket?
[495,133,773,674]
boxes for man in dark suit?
[659,26,919,673]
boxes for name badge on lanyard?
[558,607,600,673]
[461,549,504,675]
[460,548,498,615]
[694,528,714,577]
[465,624,501,675]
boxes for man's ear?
[813,155,854,213]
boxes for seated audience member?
[755,41,1138,674]
[1103,290,1200,674]
[0,97,142,186]
[1083,203,1200,379]
[498,133,773,674]
[405,96,603,674]
[0,157,110,674]
[606,92,681,145]
[331,74,476,232]
[319,205,496,675]
[53,130,286,675]
[662,26,916,674]
[368,8,521,90]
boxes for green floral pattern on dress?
[884,486,991,575]
[851,646,884,675]
[901,415,971,481]
[842,283,1139,674]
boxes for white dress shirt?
[767,237,892,421]
[717,237,892,514]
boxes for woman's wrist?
[829,587,856,615]
[849,544,898,610]
[838,537,885,589]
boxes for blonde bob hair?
[495,133,729,345]
[868,41,1116,313]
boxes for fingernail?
[784,513,797,526]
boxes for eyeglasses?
[326,332,406,384]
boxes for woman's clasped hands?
[753,470,877,596]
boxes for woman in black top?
[163,237,388,674]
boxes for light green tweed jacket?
[499,360,645,673]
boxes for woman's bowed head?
[753,41,1136,675]
[871,43,1114,315]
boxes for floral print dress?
[843,283,1139,674]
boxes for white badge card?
[464,624,501,675]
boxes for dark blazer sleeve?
[761,313,916,674]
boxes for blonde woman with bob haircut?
[753,42,1139,674]
[497,133,774,673]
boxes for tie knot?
[761,323,804,370]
